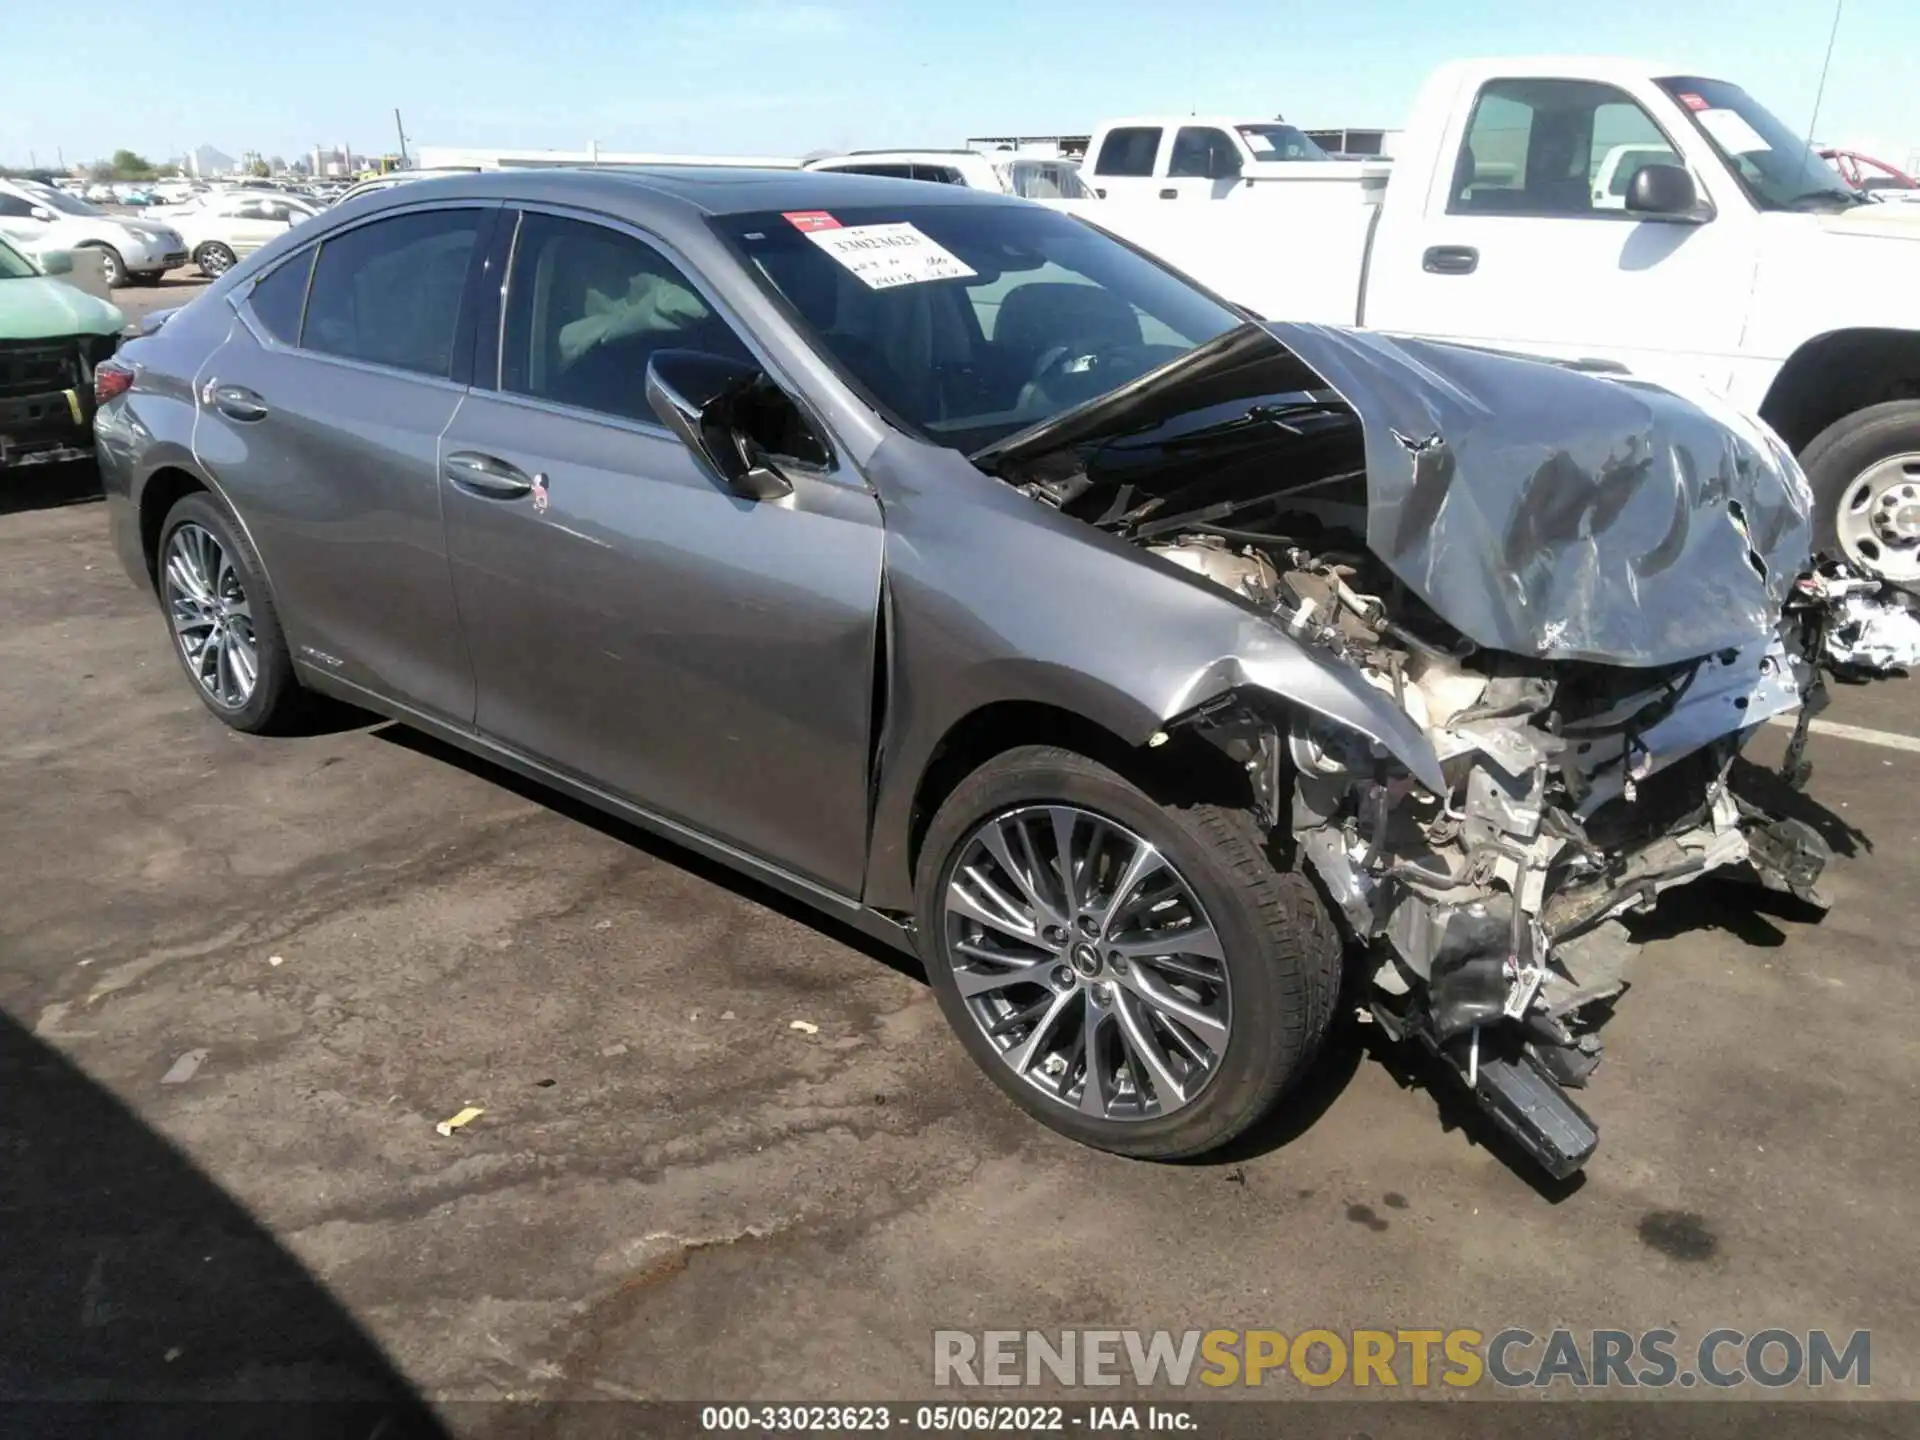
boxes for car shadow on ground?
[0,461,102,517]
[363,719,1828,1199]
[0,1009,449,1437]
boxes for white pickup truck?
[1081,115,1380,202]
[1062,57,1920,585]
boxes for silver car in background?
[93,169,1899,1177]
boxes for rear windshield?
[710,204,1240,453]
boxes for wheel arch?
[137,465,212,591]
[1760,327,1920,454]
[897,698,1256,914]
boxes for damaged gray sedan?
[96,170,1916,1177]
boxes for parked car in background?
[0,236,123,470]
[0,179,187,287]
[94,169,1908,1179]
[332,169,482,208]
[173,191,322,276]
[804,150,1092,198]
[1083,116,1338,199]
[1821,148,1920,205]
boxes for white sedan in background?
[172,192,321,276]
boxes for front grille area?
[0,341,82,402]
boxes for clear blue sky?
[2,0,1914,169]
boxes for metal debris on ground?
[161,1049,208,1085]
[788,1020,820,1035]
[435,1106,485,1136]
[600,1042,629,1057]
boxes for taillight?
[95,361,134,404]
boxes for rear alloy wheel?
[165,521,259,711]
[158,492,305,733]
[195,242,236,278]
[1803,401,1920,586]
[916,745,1341,1159]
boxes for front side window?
[712,203,1240,452]
[0,194,37,219]
[1656,76,1863,212]
[1094,127,1161,177]
[501,211,751,426]
[1449,78,1677,217]
[301,208,482,377]
[1170,128,1242,179]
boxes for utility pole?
[394,109,409,167]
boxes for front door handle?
[207,382,268,422]
[1422,244,1480,275]
[1158,188,1178,199]
[445,450,536,498]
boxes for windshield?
[0,237,37,280]
[711,203,1241,453]
[1656,76,1863,210]
[19,183,104,217]
[1235,124,1330,162]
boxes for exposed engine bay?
[986,320,1918,1179]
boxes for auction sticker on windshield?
[802,221,977,290]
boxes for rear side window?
[246,249,313,345]
[501,211,751,426]
[1169,127,1242,179]
[301,208,483,377]
[1094,127,1161,177]
[835,163,915,179]
[910,164,966,185]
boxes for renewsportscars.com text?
[933,1328,1871,1390]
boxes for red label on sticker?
[783,210,841,232]
[1678,92,1709,111]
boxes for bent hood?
[0,276,125,341]
[1267,322,1812,667]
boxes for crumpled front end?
[999,321,1912,1178]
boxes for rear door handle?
[1422,245,1480,275]
[445,449,536,498]
[207,382,268,422]
[1158,188,1178,199]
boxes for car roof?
[346,166,1027,220]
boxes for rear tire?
[1801,400,1920,585]
[914,745,1341,1159]
[157,492,307,734]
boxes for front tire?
[1801,400,1920,585]
[914,745,1341,1159]
[157,492,306,733]
[87,244,127,289]
[195,242,236,279]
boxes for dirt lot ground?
[3,279,1918,1429]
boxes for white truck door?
[1088,125,1165,201]
[1364,74,1756,394]
[1165,126,1244,200]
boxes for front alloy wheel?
[164,521,259,710]
[942,804,1231,1121]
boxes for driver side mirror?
[1625,164,1706,221]
[645,350,796,502]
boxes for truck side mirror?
[1625,164,1704,221]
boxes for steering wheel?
[1016,341,1137,413]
